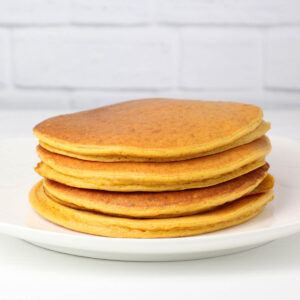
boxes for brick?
[265,28,300,90]
[158,0,300,25]
[71,0,150,24]
[13,29,175,89]
[180,29,263,89]
[0,0,69,25]
[0,31,9,88]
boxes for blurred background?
[0,0,300,110]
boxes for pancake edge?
[35,159,267,192]
[42,172,273,218]
[33,106,263,158]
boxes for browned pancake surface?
[44,164,269,209]
[34,99,263,157]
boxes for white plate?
[0,136,299,261]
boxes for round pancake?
[42,165,271,218]
[35,136,271,191]
[33,99,264,161]
[29,181,274,238]
[38,121,270,162]
[35,158,266,192]
[45,172,273,218]
[49,175,273,216]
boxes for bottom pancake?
[29,181,274,238]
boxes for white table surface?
[0,108,300,300]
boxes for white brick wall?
[0,0,299,109]
[71,0,150,25]
[0,0,69,25]
[265,28,300,90]
[14,29,174,89]
[181,29,263,89]
[158,0,300,25]
[0,30,9,88]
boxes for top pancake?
[38,121,270,162]
[33,98,264,161]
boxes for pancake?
[29,181,274,238]
[35,136,271,191]
[47,174,273,217]
[42,165,272,218]
[35,159,266,191]
[49,176,273,216]
[33,99,264,162]
[38,121,270,162]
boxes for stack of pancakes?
[29,99,274,238]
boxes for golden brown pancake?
[29,181,274,238]
[38,121,270,162]
[33,99,264,161]
[35,136,271,191]
[42,165,272,218]
[35,158,266,192]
